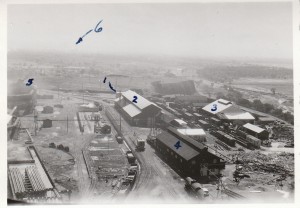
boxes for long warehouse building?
[154,127,225,181]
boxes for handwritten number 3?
[94,20,103,33]
[211,104,217,111]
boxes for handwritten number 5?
[94,20,103,33]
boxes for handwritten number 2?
[94,20,103,33]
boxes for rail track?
[222,188,246,199]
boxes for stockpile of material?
[25,166,47,192]
[231,151,294,175]
[9,168,26,198]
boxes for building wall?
[115,97,161,127]
[154,139,225,180]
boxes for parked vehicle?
[115,134,123,143]
[184,177,208,199]
[126,151,136,164]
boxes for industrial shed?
[154,127,225,180]
[115,90,162,127]
[42,106,54,114]
[177,129,206,143]
[242,123,269,140]
[201,99,255,125]
[43,119,52,128]
[169,119,188,128]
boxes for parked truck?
[115,134,123,144]
[135,138,145,151]
[126,151,136,164]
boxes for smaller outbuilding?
[242,123,269,140]
[177,128,206,143]
[42,106,54,114]
[43,119,52,128]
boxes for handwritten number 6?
[94,20,103,33]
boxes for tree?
[237,98,251,108]
[271,88,276,95]
[252,99,264,111]
[263,103,275,113]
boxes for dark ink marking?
[26,78,34,86]
[132,96,138,103]
[82,29,93,38]
[103,77,107,83]
[76,20,103,45]
[76,37,83,44]
[94,20,103,33]
[109,82,116,92]
[174,141,182,150]
[211,104,217,111]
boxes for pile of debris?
[230,151,294,175]
[271,123,294,143]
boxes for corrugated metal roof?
[121,90,154,110]
[123,104,141,118]
[243,123,265,133]
[177,129,206,136]
[202,99,233,114]
[218,112,255,120]
[258,117,275,121]
[156,131,199,161]
[174,119,187,125]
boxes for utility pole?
[119,114,122,134]
[34,109,38,136]
[82,82,84,104]
[67,115,68,133]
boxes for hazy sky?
[8,3,292,60]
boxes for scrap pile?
[271,122,294,143]
[230,151,294,175]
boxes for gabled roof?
[123,104,141,118]
[156,131,199,161]
[243,123,265,133]
[218,112,255,120]
[202,99,233,114]
[121,90,157,110]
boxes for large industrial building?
[8,80,36,115]
[201,99,255,125]
[242,123,269,140]
[154,127,225,181]
[115,90,162,127]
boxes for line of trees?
[216,90,294,124]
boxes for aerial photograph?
[7,2,294,205]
